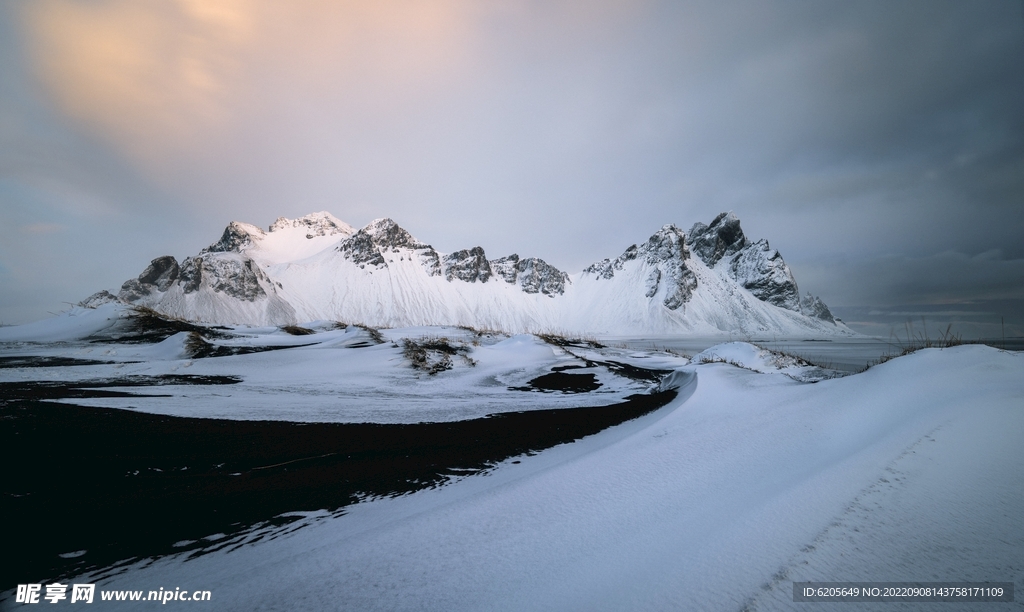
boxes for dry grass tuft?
[354,324,386,345]
[535,331,605,349]
[868,319,972,368]
[281,325,316,336]
[402,336,475,374]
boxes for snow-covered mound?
[691,341,845,381]
[82,211,850,336]
[0,302,130,344]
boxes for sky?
[1,0,1022,338]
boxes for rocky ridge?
[269,211,353,237]
[685,212,831,322]
[100,211,842,334]
[583,225,697,310]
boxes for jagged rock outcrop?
[728,239,801,311]
[584,225,697,310]
[338,218,442,273]
[686,212,806,314]
[119,256,181,301]
[801,292,835,323]
[644,269,661,298]
[178,254,271,301]
[646,226,699,310]
[79,290,121,308]
[362,218,429,251]
[583,245,637,280]
[269,211,352,238]
[517,257,569,296]
[205,222,264,254]
[338,230,387,268]
[491,255,520,284]
[443,247,492,283]
[490,254,569,296]
[687,212,747,266]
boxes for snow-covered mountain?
[94,211,849,336]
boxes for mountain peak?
[337,218,437,269]
[204,221,265,254]
[363,218,423,248]
[687,211,746,266]
[584,223,689,280]
[268,211,354,237]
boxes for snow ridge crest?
[269,211,354,238]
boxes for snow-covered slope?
[95,211,850,336]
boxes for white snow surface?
[31,344,1022,611]
[0,303,129,343]
[99,213,854,337]
[691,341,843,381]
[0,313,684,423]
[250,211,355,265]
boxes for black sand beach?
[2,379,676,590]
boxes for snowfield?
[3,308,1020,610]
[0,304,685,423]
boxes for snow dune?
[77,345,1022,611]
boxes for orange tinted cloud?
[20,0,475,181]
[22,0,252,165]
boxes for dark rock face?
[585,257,614,280]
[331,216,575,287]
[338,231,386,267]
[443,247,492,283]
[78,290,121,308]
[178,257,203,294]
[418,249,442,277]
[490,254,569,295]
[728,239,801,311]
[801,293,836,323]
[583,244,641,280]
[337,218,441,273]
[139,256,180,289]
[491,255,520,284]
[119,256,180,301]
[644,269,661,298]
[205,222,262,254]
[584,225,697,310]
[487,251,569,294]
[178,255,267,301]
[211,258,267,301]
[686,212,833,317]
[516,258,569,296]
[687,212,747,267]
[648,228,699,310]
[363,218,428,250]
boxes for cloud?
[22,222,64,234]
[800,250,1024,307]
[22,0,251,170]
[19,0,478,193]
